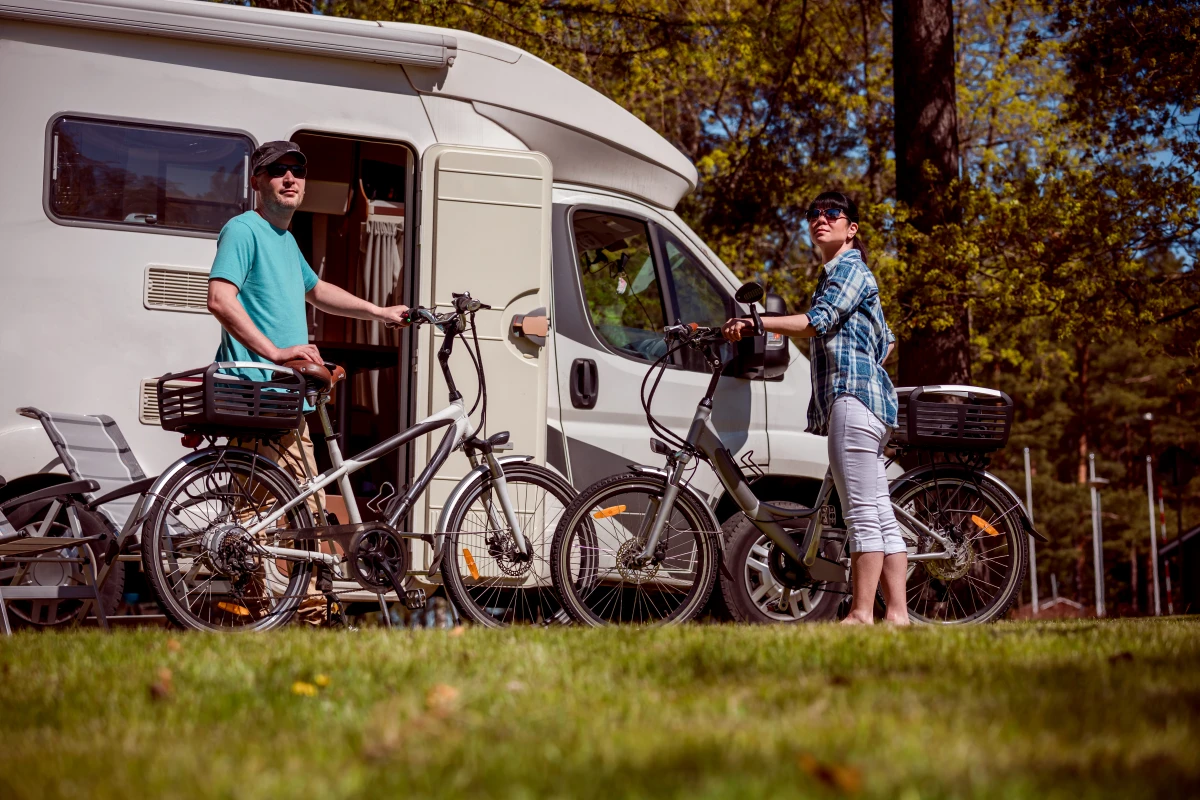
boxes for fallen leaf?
[799,753,862,795]
[829,674,852,687]
[149,667,173,701]
[166,638,182,653]
[449,625,466,637]
[1108,651,1134,664]
[314,674,331,688]
[292,681,318,697]
[425,683,460,716]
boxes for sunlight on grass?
[1,620,1198,799]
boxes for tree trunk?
[893,0,969,387]
[1076,340,1090,484]
[252,0,314,12]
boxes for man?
[207,141,408,621]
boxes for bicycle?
[550,282,1044,626]
[140,292,575,631]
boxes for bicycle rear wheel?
[440,463,575,627]
[550,473,719,626]
[141,448,316,632]
[892,469,1028,624]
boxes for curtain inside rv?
[353,218,404,412]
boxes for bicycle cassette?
[347,528,410,593]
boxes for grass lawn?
[1,619,1198,799]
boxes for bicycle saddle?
[284,360,346,393]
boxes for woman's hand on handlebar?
[721,317,758,342]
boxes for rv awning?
[0,0,457,68]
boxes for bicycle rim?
[894,476,1026,624]
[143,450,314,632]
[553,475,717,626]
[442,465,574,627]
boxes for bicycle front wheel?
[440,462,575,627]
[550,473,719,626]
[892,469,1028,624]
[141,448,316,632]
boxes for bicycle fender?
[625,464,723,549]
[428,454,535,574]
[890,464,1048,543]
[144,446,282,498]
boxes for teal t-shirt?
[210,211,318,382]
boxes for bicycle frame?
[149,309,531,573]
[636,341,957,582]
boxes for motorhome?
[0,0,830,595]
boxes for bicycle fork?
[474,450,530,558]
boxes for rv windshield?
[48,116,253,234]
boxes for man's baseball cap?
[251,141,307,173]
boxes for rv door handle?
[570,359,598,409]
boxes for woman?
[722,191,906,625]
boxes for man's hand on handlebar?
[273,343,323,364]
[721,318,757,342]
[376,304,411,329]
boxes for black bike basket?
[893,386,1013,452]
[157,363,304,436]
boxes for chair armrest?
[0,480,100,512]
[86,477,155,510]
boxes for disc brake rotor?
[924,536,975,581]
[487,532,531,578]
[615,539,660,582]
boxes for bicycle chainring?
[767,532,816,591]
[348,528,410,592]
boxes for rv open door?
[412,145,553,538]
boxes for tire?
[891,469,1028,624]
[141,449,316,632]
[550,472,719,626]
[440,463,576,627]
[718,501,845,623]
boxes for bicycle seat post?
[314,387,362,525]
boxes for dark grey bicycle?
[550,282,1045,626]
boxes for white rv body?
[0,0,830,560]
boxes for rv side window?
[659,230,735,370]
[572,210,669,361]
[48,116,253,234]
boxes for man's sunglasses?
[805,207,852,223]
[260,163,307,179]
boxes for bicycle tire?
[550,472,719,626]
[141,448,316,632]
[891,467,1028,624]
[440,462,576,627]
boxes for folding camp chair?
[17,408,155,543]
[0,477,110,635]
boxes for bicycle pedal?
[404,589,427,610]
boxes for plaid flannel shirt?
[804,249,898,436]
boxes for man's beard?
[262,189,302,215]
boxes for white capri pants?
[828,395,906,555]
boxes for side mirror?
[735,282,765,305]
[733,290,791,380]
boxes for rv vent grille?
[142,378,201,425]
[144,266,210,313]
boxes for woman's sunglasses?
[805,207,851,223]
[260,162,307,179]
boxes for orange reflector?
[217,601,250,616]
[592,504,627,519]
[971,515,1000,536]
[463,548,480,581]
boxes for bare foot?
[840,612,874,625]
[883,614,912,626]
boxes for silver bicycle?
[140,293,574,631]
